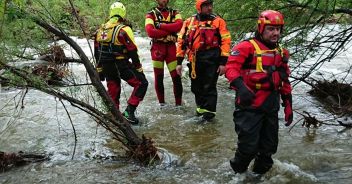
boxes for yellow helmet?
[109,2,126,19]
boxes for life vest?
[96,23,128,60]
[184,14,220,52]
[183,14,221,79]
[151,7,177,43]
[241,39,288,91]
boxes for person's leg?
[200,62,219,120]
[252,111,279,174]
[188,62,204,113]
[151,42,166,104]
[119,64,148,124]
[106,80,121,109]
[165,44,182,106]
[102,62,121,109]
[230,110,264,173]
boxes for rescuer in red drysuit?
[145,0,183,106]
[95,2,148,124]
[225,10,293,174]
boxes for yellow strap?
[111,24,125,45]
[186,16,195,35]
[249,39,265,73]
[187,17,197,79]
[249,39,264,90]
[249,39,283,90]
[96,67,103,72]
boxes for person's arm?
[118,26,142,72]
[225,43,250,83]
[279,49,293,126]
[175,18,190,75]
[158,11,183,33]
[145,13,170,38]
[217,17,231,66]
[176,18,190,63]
[225,42,255,106]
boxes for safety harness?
[96,23,127,60]
[151,7,177,43]
[152,7,176,24]
[248,39,284,90]
[185,15,220,79]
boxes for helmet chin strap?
[110,15,123,22]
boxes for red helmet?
[257,10,284,34]
[195,0,213,12]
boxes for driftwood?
[38,55,82,64]
[0,151,49,172]
[127,135,159,165]
[308,79,352,115]
[298,111,323,129]
[37,45,82,64]
[288,79,352,131]
[290,110,352,132]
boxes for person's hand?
[136,67,143,73]
[176,57,184,76]
[283,99,293,126]
[281,94,293,126]
[217,65,226,76]
[236,84,255,106]
[176,65,182,76]
[231,77,255,107]
[155,22,161,29]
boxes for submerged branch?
[60,99,77,160]
[0,151,49,172]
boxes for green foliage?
[0,0,351,70]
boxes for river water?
[0,37,352,184]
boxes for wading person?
[95,2,148,124]
[225,10,293,174]
[145,0,183,107]
[176,0,231,121]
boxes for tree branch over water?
[0,1,160,165]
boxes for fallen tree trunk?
[0,151,48,172]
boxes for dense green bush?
[0,0,351,65]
